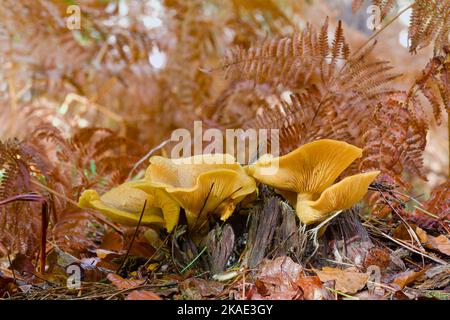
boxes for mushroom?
[78,180,180,231]
[247,139,380,225]
[133,154,257,231]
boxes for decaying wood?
[245,187,309,269]
[319,208,374,267]
[206,224,235,275]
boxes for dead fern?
[0,125,146,260]
[220,20,399,159]
[353,0,450,54]
[409,181,450,233]
[409,0,450,54]
[360,97,427,187]
[407,53,450,126]
[0,140,49,257]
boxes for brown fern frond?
[0,139,50,257]
[360,100,409,186]
[360,97,428,186]
[220,20,399,156]
[409,0,450,54]
[408,181,450,233]
[408,54,449,125]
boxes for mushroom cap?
[137,155,256,231]
[126,180,181,232]
[145,153,243,188]
[166,169,256,227]
[247,139,363,194]
[296,171,380,224]
[78,183,165,227]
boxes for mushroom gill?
[78,180,179,231]
[247,139,380,225]
[134,154,257,231]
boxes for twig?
[364,222,446,265]
[30,178,123,233]
[305,210,343,261]
[144,233,171,267]
[7,253,17,285]
[180,246,207,274]
[325,287,359,300]
[117,200,147,274]
[127,138,171,180]
[377,188,423,249]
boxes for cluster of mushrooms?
[78,139,380,236]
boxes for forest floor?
[1,185,449,300]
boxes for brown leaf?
[255,279,269,296]
[315,267,369,294]
[249,256,304,300]
[127,238,156,258]
[0,275,16,297]
[258,256,303,281]
[11,253,35,282]
[416,227,450,256]
[100,231,125,252]
[179,278,224,298]
[296,276,333,300]
[392,269,425,289]
[363,247,391,270]
[95,253,121,272]
[126,290,162,300]
[393,223,417,240]
[107,273,144,289]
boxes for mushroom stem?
[296,193,322,225]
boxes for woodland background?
[0,0,448,300]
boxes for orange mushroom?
[247,139,380,225]
[133,154,257,231]
[78,180,179,231]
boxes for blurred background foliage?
[0,0,448,259]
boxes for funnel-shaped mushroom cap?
[296,171,380,224]
[145,154,243,188]
[137,155,256,230]
[126,180,181,232]
[248,139,363,194]
[78,181,177,228]
[247,139,379,225]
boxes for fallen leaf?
[255,279,269,296]
[392,290,412,300]
[179,278,224,298]
[100,231,125,252]
[250,256,304,300]
[11,254,35,278]
[315,267,369,294]
[416,227,450,256]
[392,269,425,289]
[96,249,117,259]
[415,265,450,290]
[128,238,156,258]
[393,223,417,240]
[296,276,333,300]
[363,247,391,270]
[126,290,162,300]
[0,275,16,297]
[258,256,303,281]
[107,273,144,289]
